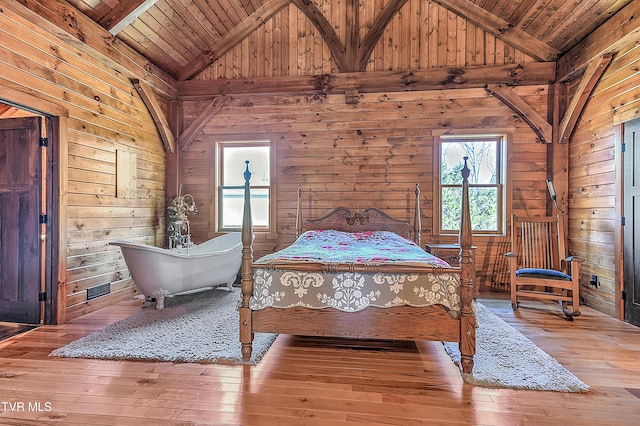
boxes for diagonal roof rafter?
[176,0,292,81]
[428,0,560,62]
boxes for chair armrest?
[505,252,517,273]
[561,255,585,277]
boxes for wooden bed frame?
[239,159,476,374]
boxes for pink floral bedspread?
[256,230,451,267]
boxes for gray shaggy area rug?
[50,288,277,365]
[443,303,589,392]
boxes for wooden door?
[0,117,42,324]
[624,117,640,326]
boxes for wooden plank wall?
[180,85,549,292]
[0,5,167,321]
[568,40,640,316]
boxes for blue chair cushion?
[516,268,572,281]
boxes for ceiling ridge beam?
[177,0,291,81]
[177,62,556,98]
[558,53,614,144]
[429,0,560,62]
[485,84,552,144]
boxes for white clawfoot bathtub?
[110,233,242,309]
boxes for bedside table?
[425,243,476,267]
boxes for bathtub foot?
[153,290,170,309]
[155,295,165,309]
[225,279,235,291]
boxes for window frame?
[215,140,276,234]
[433,132,510,237]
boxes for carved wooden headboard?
[295,184,422,246]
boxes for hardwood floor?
[0,323,37,342]
[0,295,639,425]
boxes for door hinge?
[38,292,47,302]
[621,142,626,153]
[622,216,625,226]
[622,290,626,301]
[39,214,47,224]
[39,137,48,147]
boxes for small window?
[435,135,506,235]
[217,142,272,232]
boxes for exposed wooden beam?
[345,0,359,71]
[292,0,347,71]
[98,0,158,35]
[132,79,176,153]
[547,83,569,218]
[179,96,231,151]
[356,0,409,72]
[485,84,552,144]
[557,0,640,82]
[177,0,291,81]
[294,0,408,73]
[178,62,556,98]
[558,53,614,144]
[429,0,560,62]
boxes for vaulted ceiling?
[63,0,633,82]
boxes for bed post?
[240,161,254,361]
[296,184,302,238]
[459,157,475,374]
[414,183,422,246]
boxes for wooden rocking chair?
[506,215,584,320]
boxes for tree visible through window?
[439,136,504,234]
[218,142,271,231]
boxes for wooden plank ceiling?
[62,0,632,82]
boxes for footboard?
[251,305,461,341]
